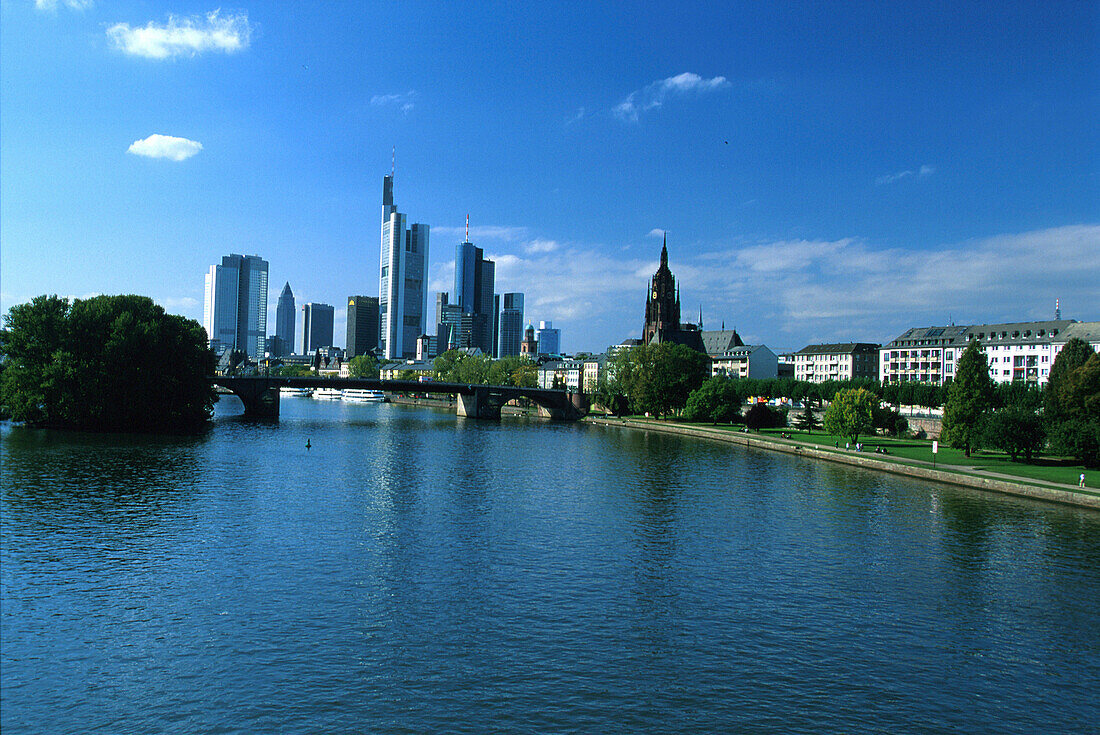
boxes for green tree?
[822,387,876,444]
[941,340,994,457]
[793,403,821,433]
[684,376,741,423]
[614,343,709,418]
[347,354,379,378]
[592,375,626,415]
[1048,353,1100,466]
[1044,338,1095,424]
[983,406,1045,462]
[0,294,215,433]
[744,402,785,430]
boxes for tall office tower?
[492,294,501,358]
[379,174,430,359]
[346,296,380,358]
[203,253,269,358]
[301,302,335,353]
[436,292,472,350]
[536,320,561,355]
[498,292,525,357]
[272,282,295,357]
[454,237,496,354]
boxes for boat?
[279,387,313,397]
[313,387,344,399]
[342,389,386,403]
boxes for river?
[2,397,1098,733]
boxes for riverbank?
[586,417,1100,510]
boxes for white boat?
[279,387,313,397]
[313,387,344,399]
[342,389,386,403]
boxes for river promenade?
[587,416,1100,510]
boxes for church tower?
[642,234,682,344]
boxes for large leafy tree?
[613,343,709,418]
[683,376,741,424]
[1044,338,1095,424]
[983,406,1045,462]
[1048,353,1100,466]
[941,340,994,457]
[1,294,215,433]
[822,387,876,444]
[347,354,379,378]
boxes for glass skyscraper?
[498,292,524,357]
[379,174,430,359]
[203,253,269,358]
[454,239,496,355]
[273,282,295,357]
[301,302,335,353]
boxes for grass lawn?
[662,422,1098,490]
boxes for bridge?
[211,376,588,421]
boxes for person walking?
[1081,473,1087,488]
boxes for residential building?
[582,354,607,393]
[345,296,380,358]
[379,173,430,359]
[536,320,561,355]
[710,345,778,379]
[273,281,295,357]
[498,292,525,357]
[301,302,334,353]
[538,359,582,390]
[379,359,434,381]
[794,343,879,383]
[879,319,1100,385]
[454,238,496,354]
[203,253,269,358]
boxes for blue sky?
[2,1,1097,353]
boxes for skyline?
[2,1,1097,353]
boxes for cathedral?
[641,235,741,355]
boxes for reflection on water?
[3,401,1099,733]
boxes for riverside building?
[794,343,880,383]
[879,319,1100,385]
[203,253,269,358]
[379,173,430,359]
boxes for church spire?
[660,232,668,267]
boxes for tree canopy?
[611,343,709,418]
[822,387,875,444]
[0,294,215,433]
[941,340,994,457]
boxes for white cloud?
[614,72,729,122]
[371,91,416,113]
[106,10,252,59]
[565,107,586,126]
[433,225,529,242]
[524,239,559,254]
[35,0,92,11]
[647,228,666,238]
[876,164,935,185]
[127,134,203,161]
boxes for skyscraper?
[498,292,525,357]
[346,295,380,358]
[301,302,335,353]
[203,253,269,358]
[379,174,430,359]
[454,237,496,354]
[536,320,561,356]
[436,292,472,351]
[273,282,295,357]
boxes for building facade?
[379,174,430,359]
[346,296,380,358]
[519,323,538,357]
[273,281,295,357]
[794,343,879,383]
[641,235,706,353]
[710,345,778,379]
[301,302,335,353]
[879,320,1100,385]
[536,320,561,356]
[203,253,269,358]
[454,239,496,355]
[498,292,525,357]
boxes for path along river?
[2,397,1098,732]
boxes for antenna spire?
[391,146,395,180]
[1055,298,1061,320]
[466,213,469,243]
